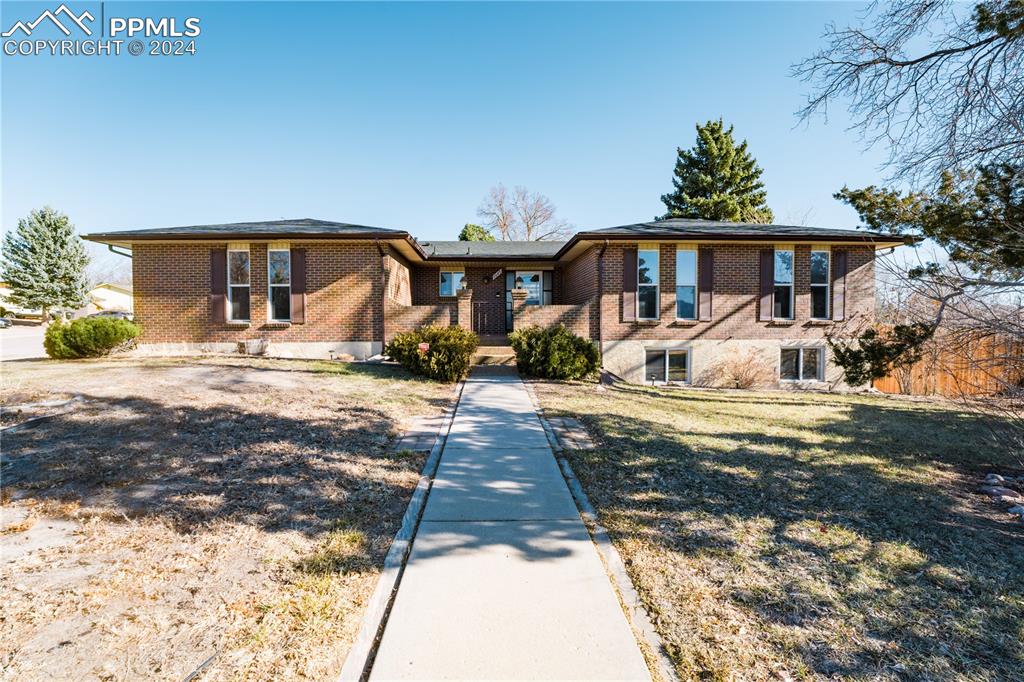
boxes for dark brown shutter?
[210,249,227,324]
[832,249,847,321]
[290,248,306,324]
[622,247,637,322]
[758,249,774,322]
[698,248,713,321]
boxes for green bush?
[508,324,599,380]
[44,317,141,359]
[385,325,479,382]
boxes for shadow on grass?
[551,382,1024,679]
[1,390,424,545]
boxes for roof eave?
[82,231,429,258]
[423,254,560,262]
[555,232,907,257]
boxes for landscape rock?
[979,485,1019,497]
[985,474,1005,485]
[1008,505,1024,516]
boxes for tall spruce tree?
[2,207,89,320]
[661,119,774,223]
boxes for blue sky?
[2,1,887,249]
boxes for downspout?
[376,239,387,350]
[597,240,609,369]
[108,245,132,258]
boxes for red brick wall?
[132,240,876,347]
[133,242,383,344]
[559,246,599,305]
[385,301,452,339]
[385,252,412,305]
[598,242,875,342]
[513,302,594,339]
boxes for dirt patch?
[0,357,451,680]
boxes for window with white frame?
[810,250,830,319]
[773,249,794,319]
[780,347,823,381]
[227,249,250,321]
[439,270,465,297]
[644,349,689,384]
[675,248,697,320]
[637,247,660,319]
[268,249,291,321]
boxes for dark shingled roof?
[420,240,568,259]
[575,218,902,243]
[84,218,409,241]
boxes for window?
[268,250,291,321]
[644,349,689,384]
[780,347,823,381]
[637,248,660,319]
[439,270,465,297]
[227,250,250,321]
[811,250,830,319]
[773,249,794,319]
[515,271,542,304]
[675,249,697,320]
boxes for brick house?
[84,217,903,387]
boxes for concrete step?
[473,345,516,366]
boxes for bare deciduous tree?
[793,0,1024,185]
[477,184,516,241]
[796,0,1024,453]
[477,184,572,241]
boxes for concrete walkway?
[371,368,651,681]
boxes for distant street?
[1,325,47,361]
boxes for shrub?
[508,324,599,380]
[385,325,478,382]
[44,317,141,359]
[693,350,775,388]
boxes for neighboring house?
[84,218,904,387]
[0,281,41,318]
[81,282,133,315]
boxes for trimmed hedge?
[44,317,141,359]
[385,325,479,382]
[508,324,599,380]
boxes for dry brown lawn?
[532,380,1023,681]
[1,356,451,680]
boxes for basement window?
[780,347,823,381]
[644,349,689,384]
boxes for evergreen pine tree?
[458,223,495,241]
[661,119,774,223]
[2,207,90,320]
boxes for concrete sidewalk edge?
[522,379,681,682]
[338,379,467,682]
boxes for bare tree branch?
[794,0,1024,185]
[477,184,572,241]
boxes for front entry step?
[473,345,516,366]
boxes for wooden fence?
[873,333,1024,397]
